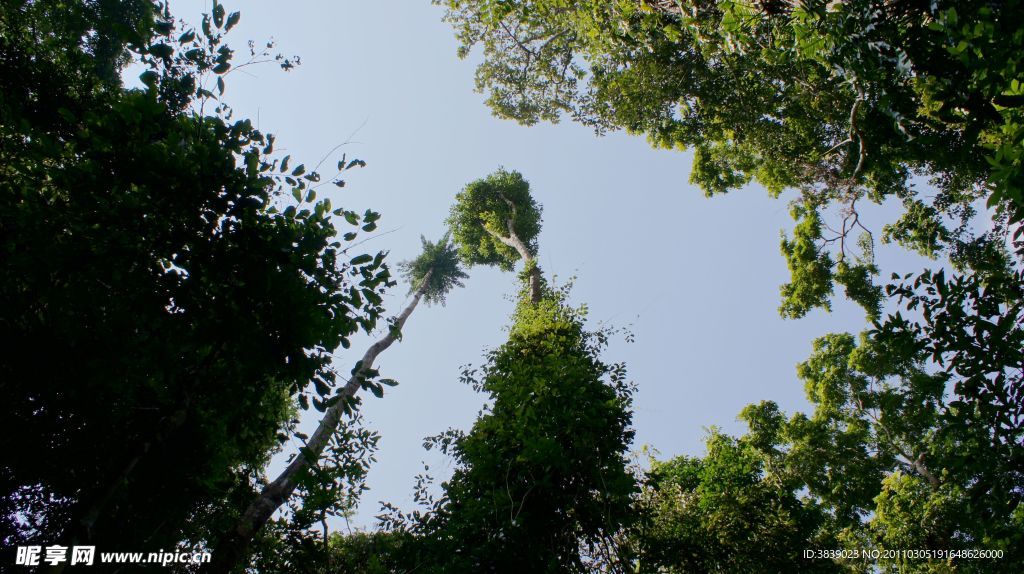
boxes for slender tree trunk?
[486,194,542,303]
[202,271,433,574]
[487,227,542,304]
[911,452,941,490]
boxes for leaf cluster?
[397,235,469,306]
[446,168,542,271]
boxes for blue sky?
[164,0,921,529]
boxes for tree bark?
[910,452,941,490]
[202,271,432,574]
[487,193,542,304]
[640,0,685,16]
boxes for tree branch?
[481,205,542,306]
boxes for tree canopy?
[447,168,542,272]
[635,266,1024,573]
[436,0,1023,317]
[398,235,469,306]
[628,431,840,573]
[370,175,636,572]
[623,262,1023,572]
[1,0,390,554]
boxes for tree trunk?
[486,193,542,303]
[487,228,542,304]
[202,272,432,574]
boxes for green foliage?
[780,204,835,318]
[397,235,469,306]
[835,260,883,321]
[244,417,382,574]
[447,168,542,271]
[916,3,1024,224]
[0,0,390,553]
[368,277,635,573]
[627,262,1023,573]
[290,419,380,537]
[254,528,419,574]
[435,0,1022,314]
[629,432,842,574]
[787,268,1021,570]
[882,199,952,259]
[421,284,636,573]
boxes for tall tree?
[425,285,637,573]
[369,170,636,573]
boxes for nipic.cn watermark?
[14,546,211,567]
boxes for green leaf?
[313,377,330,397]
[225,11,241,32]
[149,43,173,59]
[350,254,373,265]
[154,19,173,36]
[139,70,159,87]
[213,2,226,28]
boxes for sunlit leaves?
[436,0,1023,316]
[780,204,835,318]
[447,168,542,271]
[422,285,636,572]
